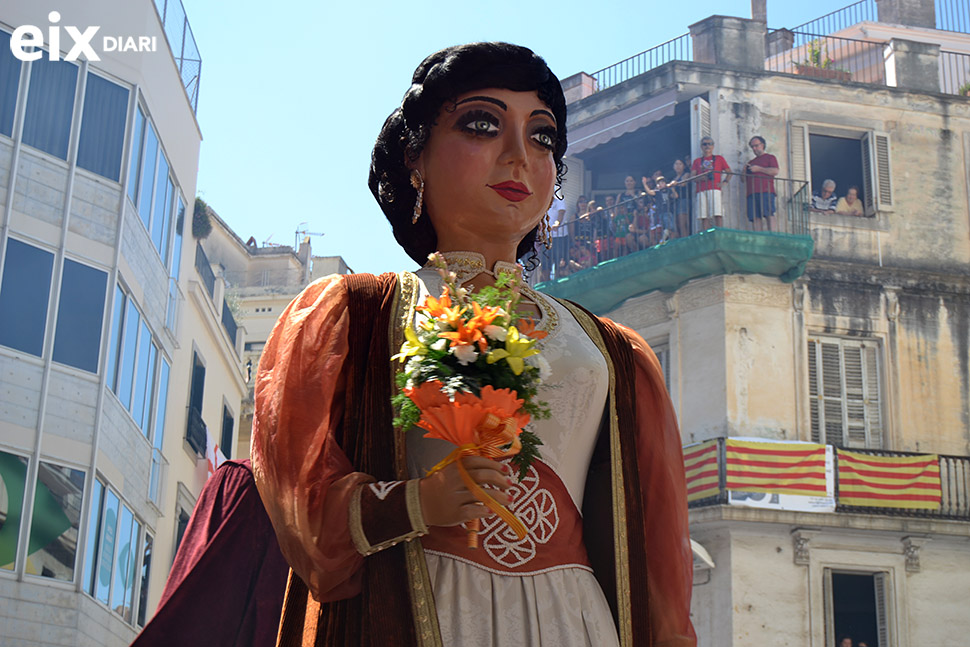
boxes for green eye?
[532,131,555,149]
[472,119,497,133]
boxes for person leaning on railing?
[810,179,839,212]
[835,185,864,216]
[744,135,780,232]
[670,158,692,237]
[690,137,730,229]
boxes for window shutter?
[843,344,868,448]
[690,96,711,162]
[789,123,809,185]
[654,343,671,391]
[864,344,883,447]
[562,155,585,214]
[862,131,894,212]
[821,340,844,446]
[823,568,835,647]
[808,339,821,443]
[874,572,891,647]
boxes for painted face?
[415,88,558,252]
[624,175,636,190]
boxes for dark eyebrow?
[531,109,556,123]
[455,95,508,110]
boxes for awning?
[567,89,678,155]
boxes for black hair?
[750,135,766,147]
[368,42,568,265]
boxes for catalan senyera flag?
[725,439,828,496]
[837,450,941,510]
[684,440,720,502]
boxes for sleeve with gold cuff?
[349,479,429,556]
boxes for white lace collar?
[421,251,522,285]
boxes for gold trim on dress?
[394,271,444,647]
[558,299,633,647]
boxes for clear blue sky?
[189,0,857,274]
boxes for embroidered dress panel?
[408,266,615,646]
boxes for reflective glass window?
[137,533,153,627]
[0,30,22,137]
[27,462,85,582]
[0,450,28,571]
[95,489,119,604]
[150,159,171,254]
[126,106,145,202]
[137,123,158,228]
[0,239,54,357]
[82,478,104,593]
[22,57,77,160]
[77,74,129,181]
[116,299,140,408]
[53,258,107,373]
[131,322,156,435]
[110,504,136,619]
[105,286,125,390]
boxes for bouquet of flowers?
[393,253,549,548]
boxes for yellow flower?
[392,325,427,363]
[486,326,539,375]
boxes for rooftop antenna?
[294,222,325,250]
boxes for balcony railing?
[790,0,877,37]
[765,32,887,86]
[537,171,809,282]
[194,243,216,299]
[186,406,207,457]
[221,299,238,348]
[153,0,202,113]
[686,438,970,521]
[940,50,970,94]
[590,33,692,93]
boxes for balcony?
[185,405,207,457]
[221,298,238,347]
[536,172,814,313]
[194,243,216,299]
[152,0,202,113]
[685,437,970,521]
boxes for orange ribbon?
[426,415,527,548]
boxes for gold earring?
[538,215,552,249]
[410,170,424,224]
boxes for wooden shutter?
[654,343,671,391]
[808,337,883,448]
[789,122,810,186]
[862,131,894,212]
[561,155,585,219]
[690,96,711,162]
[823,568,835,647]
[874,572,891,647]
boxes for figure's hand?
[419,456,512,527]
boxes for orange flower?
[438,317,483,349]
[417,290,464,328]
[516,318,548,340]
[468,301,502,329]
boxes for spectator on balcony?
[811,179,839,212]
[669,158,692,237]
[564,237,594,275]
[835,185,864,216]
[691,137,731,229]
[744,135,780,232]
[547,193,569,279]
[616,175,640,211]
[599,195,619,260]
[572,195,591,242]
[652,176,677,243]
[631,196,652,250]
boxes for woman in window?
[252,42,695,647]
[835,185,864,216]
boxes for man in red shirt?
[690,137,730,230]
[744,135,780,232]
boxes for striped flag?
[725,439,829,496]
[684,440,720,502]
[837,450,941,510]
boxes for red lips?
[488,181,532,202]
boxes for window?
[27,461,86,582]
[0,30,22,138]
[790,123,893,214]
[149,359,170,505]
[652,342,671,391]
[825,569,892,647]
[84,480,148,625]
[106,286,164,435]
[128,108,176,261]
[53,258,108,373]
[0,238,54,357]
[186,352,207,455]
[137,533,153,627]
[77,73,129,181]
[174,507,191,558]
[221,405,234,460]
[22,57,78,160]
[808,336,883,448]
[170,195,185,280]
[0,450,29,571]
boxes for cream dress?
[406,255,620,647]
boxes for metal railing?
[221,299,238,348]
[186,406,207,457]
[538,171,809,281]
[686,438,970,521]
[791,0,877,37]
[765,32,887,85]
[590,33,691,92]
[940,50,970,94]
[153,0,202,113]
[194,243,216,299]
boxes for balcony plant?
[795,39,851,82]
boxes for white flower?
[535,355,552,381]
[431,338,448,352]
[452,344,479,365]
[484,325,507,341]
